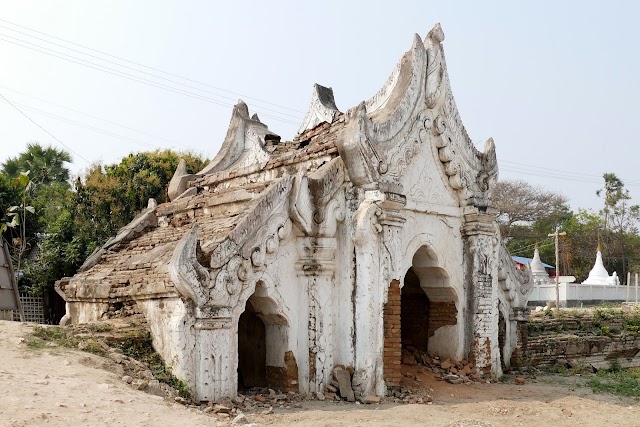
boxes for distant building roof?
[511,256,554,269]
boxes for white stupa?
[581,245,620,286]
[530,244,552,285]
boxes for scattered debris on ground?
[401,346,483,384]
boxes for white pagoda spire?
[530,243,552,285]
[582,244,619,285]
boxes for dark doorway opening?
[401,268,430,352]
[237,300,267,390]
[498,305,507,370]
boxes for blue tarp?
[511,256,554,269]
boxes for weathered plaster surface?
[57,23,534,402]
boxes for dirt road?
[0,320,637,427]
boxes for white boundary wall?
[529,283,634,306]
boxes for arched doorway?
[236,282,297,393]
[405,246,458,358]
[498,305,507,370]
[238,299,267,389]
[401,268,430,351]
[384,245,459,386]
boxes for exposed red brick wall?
[266,351,299,392]
[427,301,457,337]
[383,279,402,387]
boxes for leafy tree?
[561,210,604,282]
[0,172,35,277]
[1,142,72,186]
[494,179,568,238]
[496,173,640,283]
[75,150,207,243]
[494,179,570,270]
[0,174,19,227]
[596,173,640,281]
[22,149,207,296]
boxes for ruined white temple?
[57,24,534,402]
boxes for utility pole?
[548,226,567,311]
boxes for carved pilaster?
[378,207,407,293]
[295,237,337,393]
[193,312,235,402]
[462,208,500,377]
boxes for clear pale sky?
[1,1,638,212]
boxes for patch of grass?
[587,374,640,399]
[32,325,80,349]
[33,325,66,340]
[587,367,640,398]
[625,324,640,335]
[113,330,155,359]
[85,323,114,333]
[81,338,107,356]
[568,309,585,318]
[25,335,46,349]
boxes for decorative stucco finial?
[168,158,197,201]
[297,84,340,135]
[426,22,445,44]
[196,99,278,176]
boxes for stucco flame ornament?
[169,225,210,307]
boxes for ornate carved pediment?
[209,176,293,269]
[169,177,294,310]
[336,23,499,209]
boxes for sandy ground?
[1,320,638,427]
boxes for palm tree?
[1,143,72,185]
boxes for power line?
[0,92,90,164]
[0,18,306,115]
[502,160,623,181]
[10,100,162,150]
[0,30,304,122]
[2,19,638,188]
[0,84,190,149]
[0,35,300,126]
[500,165,640,188]
[500,160,640,187]
[509,240,555,257]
